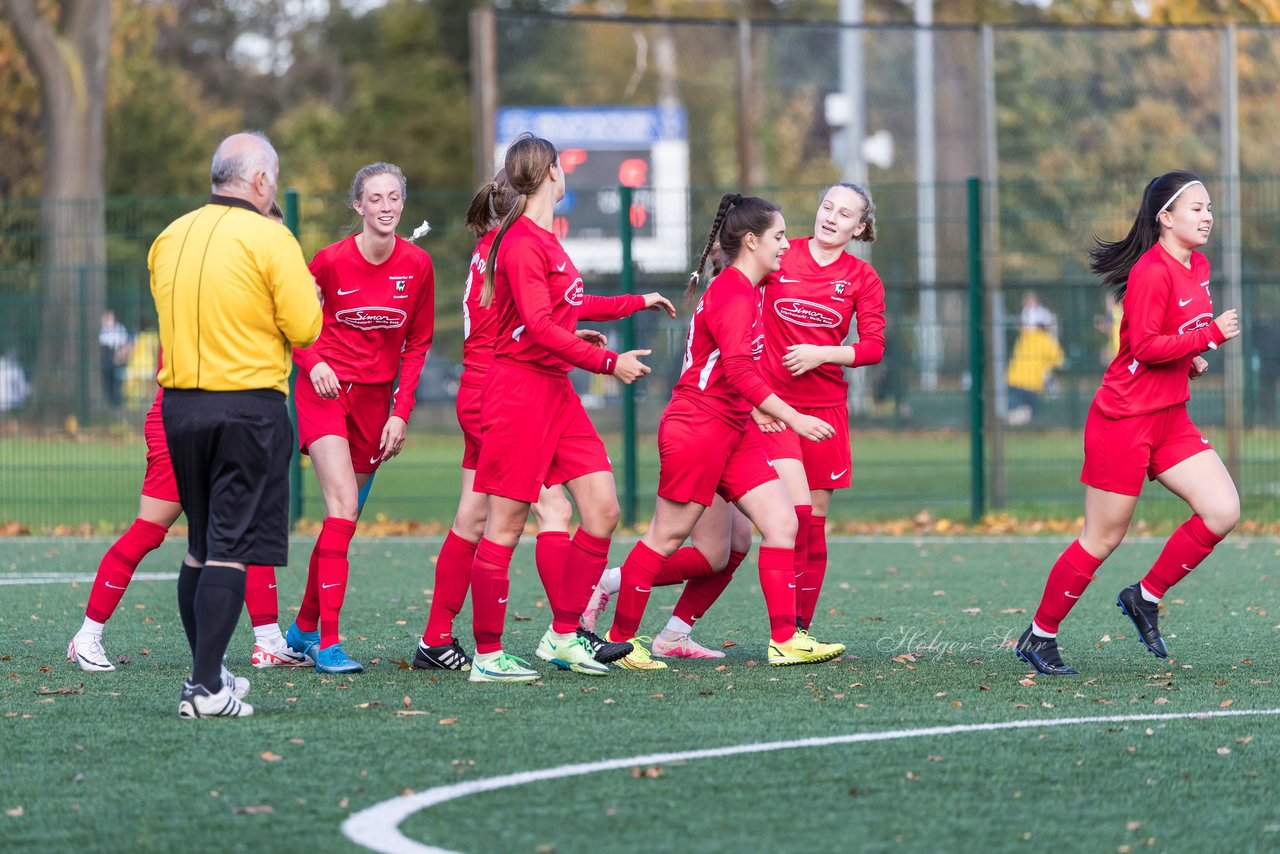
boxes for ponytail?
[686,193,781,301]
[478,133,559,309]
[687,194,740,300]
[1089,170,1202,299]
[465,169,517,239]
[481,195,528,308]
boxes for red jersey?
[760,237,887,408]
[294,234,435,422]
[491,216,620,375]
[671,265,773,427]
[463,228,646,384]
[1094,243,1225,418]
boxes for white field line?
[342,707,1280,854]
[0,572,177,586]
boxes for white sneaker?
[178,679,254,718]
[220,665,250,700]
[67,634,115,672]
[251,635,313,668]
[581,578,613,633]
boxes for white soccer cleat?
[178,679,254,719]
[67,634,115,672]
[251,635,314,668]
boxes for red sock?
[422,531,478,646]
[1033,539,1103,634]
[535,530,571,605]
[792,504,812,588]
[471,538,514,655]
[798,514,827,629]
[673,550,747,627]
[296,546,321,632]
[553,530,611,634]
[759,545,798,642]
[85,518,168,622]
[1140,515,1223,600]
[653,547,714,587]
[244,565,279,627]
[317,517,357,649]
[608,541,666,640]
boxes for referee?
[149,132,322,718]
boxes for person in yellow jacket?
[1006,317,1065,425]
[149,131,322,718]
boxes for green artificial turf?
[2,535,1279,851]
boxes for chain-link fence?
[3,14,1280,531]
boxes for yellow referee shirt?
[150,196,321,394]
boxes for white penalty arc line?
[342,707,1280,854]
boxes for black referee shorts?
[162,389,292,566]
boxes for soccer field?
[3,535,1279,852]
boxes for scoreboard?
[495,106,689,274]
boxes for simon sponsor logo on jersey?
[336,307,407,330]
[1178,313,1213,335]
[774,298,842,328]
[563,278,585,306]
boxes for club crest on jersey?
[336,307,407,330]
[832,280,850,295]
[773,298,842,328]
[563,278,584,306]
[390,275,411,294]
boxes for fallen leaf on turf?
[715,664,728,672]
[1019,678,1036,687]
[650,694,664,699]
[1126,821,1141,830]
[233,805,273,815]
[339,797,349,808]
[396,659,412,670]
[260,753,282,762]
[1238,736,1253,745]
[396,710,429,717]
[603,698,615,705]
[394,620,407,626]
[494,707,507,713]
[140,647,150,655]
[746,660,757,667]
[906,771,919,780]
[439,717,458,725]
[116,656,130,665]
[952,700,962,708]
[722,641,737,649]
[999,608,1026,614]
[33,684,83,695]
[288,738,304,745]
[1220,699,1234,708]
[630,766,663,778]
[369,658,382,665]
[38,666,50,673]
[513,612,532,622]
[6,806,23,817]
[402,696,412,708]
[1153,697,1170,705]
[979,685,990,691]
[1216,747,1231,755]
[928,755,944,762]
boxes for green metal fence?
[3,177,1279,532]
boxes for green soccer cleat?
[536,629,609,676]
[768,631,845,667]
[469,651,539,684]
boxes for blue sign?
[496,106,687,149]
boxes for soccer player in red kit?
[465,133,652,683]
[412,169,675,672]
[68,203,308,674]
[1016,171,1241,675]
[602,193,845,669]
[755,182,885,643]
[284,162,435,674]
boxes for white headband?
[1156,180,1204,220]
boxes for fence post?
[285,188,304,527]
[619,184,638,528]
[967,176,986,523]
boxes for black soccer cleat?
[1015,624,1079,676]
[413,639,472,671]
[1116,583,1168,658]
[576,626,633,664]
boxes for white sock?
[1030,619,1056,639]
[1139,583,1161,604]
[663,616,693,636]
[601,566,622,595]
[253,623,284,644]
[78,618,105,637]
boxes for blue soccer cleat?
[314,643,363,674]
[285,621,320,662]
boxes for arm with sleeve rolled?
[1126,267,1225,364]
[505,243,618,374]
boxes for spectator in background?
[0,350,29,412]
[98,310,130,407]
[1020,290,1057,337]
[1006,314,1065,425]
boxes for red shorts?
[456,377,484,471]
[295,377,392,474]
[1081,401,1213,496]
[756,402,852,491]
[473,361,611,503]
[657,397,778,506]
[141,390,180,503]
